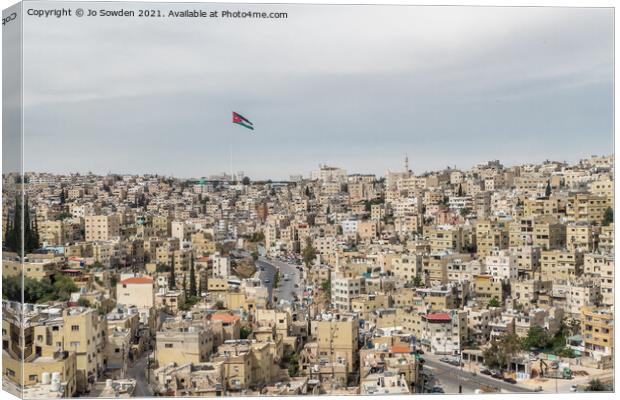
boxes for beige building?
[85,214,120,242]
[61,307,108,393]
[540,250,584,282]
[566,223,599,253]
[566,193,609,225]
[116,276,155,327]
[581,307,614,362]
[156,320,214,367]
[315,313,359,377]
[475,219,509,257]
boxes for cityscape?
[1,2,614,398]
[1,155,614,397]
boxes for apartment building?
[331,275,365,312]
[315,313,359,376]
[581,307,614,362]
[156,321,214,367]
[85,215,120,242]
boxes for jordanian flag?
[232,112,254,130]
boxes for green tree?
[602,207,613,226]
[457,183,463,197]
[5,196,39,256]
[240,326,252,339]
[488,297,501,308]
[168,255,176,289]
[77,297,92,308]
[199,271,207,296]
[7,196,22,254]
[287,353,300,377]
[587,379,607,392]
[483,333,522,371]
[545,180,552,197]
[556,347,575,358]
[302,238,317,268]
[52,275,79,302]
[321,273,332,302]
[4,212,14,253]
[156,263,170,273]
[2,276,22,302]
[189,257,197,297]
[273,271,280,289]
[460,207,471,217]
[522,326,551,350]
[3,275,77,304]
[242,177,251,185]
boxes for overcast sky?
[16,3,614,180]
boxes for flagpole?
[229,139,233,183]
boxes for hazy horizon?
[17,151,613,182]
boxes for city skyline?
[19,151,615,181]
[9,4,613,180]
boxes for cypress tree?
[182,273,187,298]
[457,183,463,197]
[545,181,551,197]
[168,254,176,289]
[189,256,197,298]
[23,198,38,254]
[199,270,207,296]
[11,195,22,256]
[4,212,13,252]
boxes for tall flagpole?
[229,139,233,182]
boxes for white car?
[570,385,577,392]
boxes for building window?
[71,325,80,332]
[29,374,37,382]
[165,343,173,348]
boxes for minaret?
[404,154,410,173]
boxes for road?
[126,352,154,397]
[255,259,277,304]
[423,356,534,393]
[256,257,304,306]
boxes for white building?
[331,275,365,311]
[485,250,518,280]
[212,253,231,278]
[311,165,347,183]
[340,219,359,237]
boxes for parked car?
[416,349,424,355]
[570,385,578,392]
[491,371,503,379]
[430,387,445,393]
[480,369,492,375]
[503,377,517,384]
[440,357,451,363]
